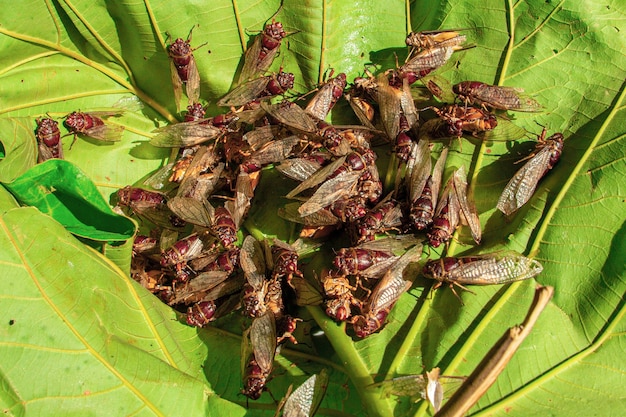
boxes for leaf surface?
[0,1,624,416]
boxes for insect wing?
[225,170,255,227]
[244,125,282,151]
[298,170,362,217]
[281,370,329,417]
[241,235,268,290]
[497,145,554,215]
[362,244,422,313]
[279,203,340,226]
[169,60,184,111]
[445,253,543,284]
[464,83,542,112]
[374,73,403,140]
[250,312,277,373]
[167,196,214,227]
[452,166,481,244]
[168,270,230,305]
[406,139,432,202]
[430,147,448,205]
[262,101,317,133]
[185,55,201,105]
[217,77,271,107]
[401,46,454,74]
[249,135,301,167]
[151,121,222,147]
[286,156,347,198]
[276,158,324,182]
[345,92,377,130]
[305,74,347,121]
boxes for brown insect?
[405,30,467,53]
[497,129,564,215]
[304,72,348,120]
[350,244,422,338]
[239,20,288,83]
[241,312,277,400]
[217,71,294,107]
[427,166,481,247]
[186,300,217,327]
[350,197,404,244]
[150,106,226,148]
[35,117,63,162]
[260,100,317,133]
[422,252,543,300]
[333,236,419,279]
[167,28,204,110]
[117,186,186,230]
[240,235,270,318]
[431,104,498,138]
[453,81,543,112]
[398,45,456,84]
[405,141,442,231]
[64,111,125,143]
[322,270,363,322]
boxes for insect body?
[497,130,564,215]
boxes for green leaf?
[5,159,136,241]
[0,206,247,416]
[0,1,624,416]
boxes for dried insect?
[239,20,288,83]
[453,81,543,112]
[422,252,543,299]
[398,46,455,84]
[431,104,498,138]
[242,312,277,400]
[64,111,125,142]
[350,197,404,244]
[322,270,363,322]
[351,244,422,338]
[405,30,467,53]
[406,142,448,231]
[167,29,203,110]
[186,300,217,327]
[497,130,564,215]
[427,166,481,247]
[304,72,348,120]
[36,117,63,162]
[150,106,225,147]
[217,71,295,107]
[261,101,317,133]
[370,367,465,413]
[160,233,207,268]
[271,239,303,286]
[117,186,185,230]
[240,235,270,318]
[333,236,419,279]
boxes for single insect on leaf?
[453,81,543,112]
[64,111,125,142]
[167,29,203,110]
[497,130,565,215]
[239,20,288,83]
[35,117,63,162]
[422,251,544,300]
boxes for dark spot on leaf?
[552,49,558,54]
[8,320,14,325]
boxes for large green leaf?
[0,1,624,416]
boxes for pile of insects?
[34,21,561,402]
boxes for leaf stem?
[529,78,626,256]
[143,0,167,50]
[61,0,137,86]
[471,294,626,416]
[498,0,516,86]
[0,27,177,124]
[307,306,395,417]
